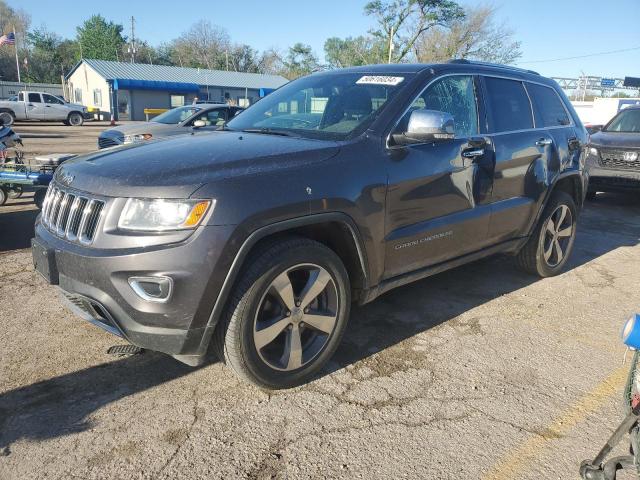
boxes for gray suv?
[32,61,587,389]
[586,105,640,200]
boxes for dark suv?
[586,105,640,200]
[32,61,587,388]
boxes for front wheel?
[516,191,578,277]
[214,237,351,389]
[67,112,84,126]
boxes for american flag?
[0,32,15,47]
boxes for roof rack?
[448,59,540,76]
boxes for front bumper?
[586,157,640,192]
[33,220,236,364]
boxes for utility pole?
[387,26,394,64]
[128,16,137,63]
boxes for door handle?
[536,138,553,146]
[462,148,485,158]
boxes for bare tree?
[365,0,464,63]
[170,20,231,70]
[414,5,522,64]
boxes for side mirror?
[393,109,455,146]
[192,119,206,129]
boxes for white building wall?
[66,62,111,114]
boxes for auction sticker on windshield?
[356,76,404,86]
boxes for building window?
[74,88,82,103]
[93,89,102,107]
[171,95,185,108]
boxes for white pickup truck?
[0,91,90,126]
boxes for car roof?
[319,60,550,84]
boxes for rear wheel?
[67,112,84,126]
[516,191,577,277]
[0,111,14,126]
[0,187,7,206]
[214,237,351,389]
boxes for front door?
[42,93,68,121]
[26,92,46,120]
[117,90,131,121]
[384,74,495,279]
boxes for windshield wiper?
[241,128,295,137]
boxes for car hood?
[100,122,183,139]
[590,131,640,149]
[54,131,340,198]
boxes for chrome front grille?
[41,184,105,245]
[599,149,640,170]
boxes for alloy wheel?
[542,204,573,267]
[253,263,339,371]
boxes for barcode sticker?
[356,75,404,86]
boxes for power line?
[516,46,640,65]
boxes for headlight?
[588,147,599,157]
[124,133,153,144]
[118,198,213,231]
[622,314,640,349]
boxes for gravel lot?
[1,123,640,479]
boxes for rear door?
[26,92,46,120]
[481,76,551,243]
[384,74,495,279]
[525,82,582,178]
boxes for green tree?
[76,15,125,61]
[281,43,319,79]
[324,36,387,68]
[365,0,464,63]
[24,27,79,83]
[0,0,30,81]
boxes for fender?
[182,212,370,363]
[527,168,584,238]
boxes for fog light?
[128,276,173,303]
[622,314,640,349]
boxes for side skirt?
[360,237,527,305]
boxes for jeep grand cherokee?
[32,60,587,389]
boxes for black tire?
[516,191,578,277]
[0,187,7,206]
[214,236,351,389]
[7,185,22,199]
[585,190,597,201]
[34,189,46,209]
[0,111,14,126]
[67,112,84,126]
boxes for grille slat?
[42,182,105,245]
[599,149,640,170]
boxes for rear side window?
[28,93,42,103]
[483,77,533,133]
[526,83,570,127]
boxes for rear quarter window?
[526,83,570,127]
[483,77,533,133]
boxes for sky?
[11,0,640,80]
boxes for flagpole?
[13,26,21,83]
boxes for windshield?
[152,106,202,124]
[605,108,640,133]
[227,72,412,140]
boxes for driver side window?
[399,75,478,138]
